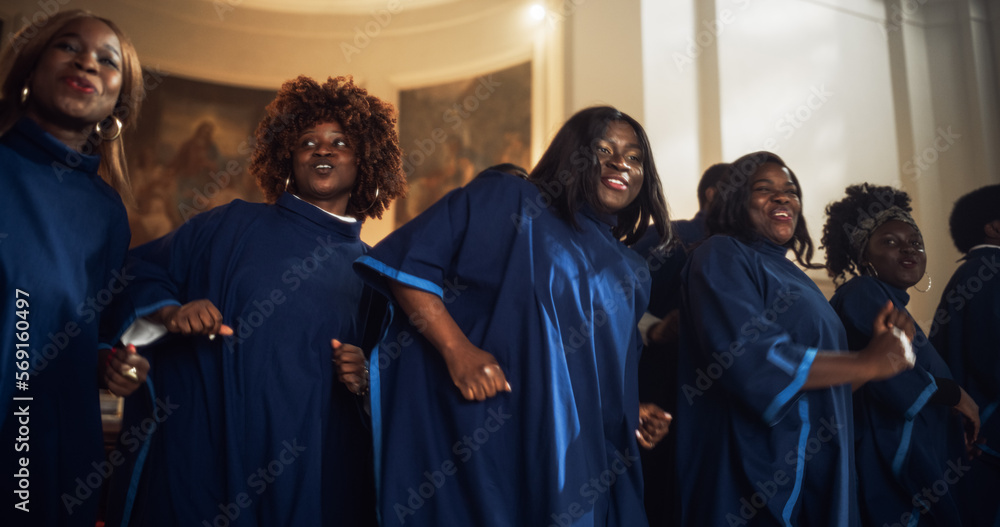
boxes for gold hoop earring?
[284,176,292,192]
[95,116,123,141]
[914,273,932,293]
[20,85,29,105]
[862,262,879,279]
[359,186,380,213]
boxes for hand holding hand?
[104,344,149,397]
[636,402,672,449]
[332,339,368,395]
[153,300,233,338]
[442,344,511,401]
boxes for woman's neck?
[25,110,95,152]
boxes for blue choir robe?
[0,118,131,526]
[831,276,965,526]
[629,211,707,526]
[103,193,377,526]
[930,246,1000,527]
[353,170,650,527]
[676,235,858,527]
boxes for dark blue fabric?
[831,275,965,526]
[631,211,706,318]
[676,235,858,527]
[354,170,650,527]
[629,210,708,526]
[0,118,130,526]
[930,246,1000,527]
[103,193,376,526]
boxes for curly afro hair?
[821,183,913,285]
[949,184,1000,254]
[251,76,405,220]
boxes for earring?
[359,186,380,212]
[20,85,29,105]
[95,116,123,141]
[284,176,292,192]
[914,273,932,293]
[862,262,879,279]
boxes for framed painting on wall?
[395,61,532,228]
[123,72,275,247]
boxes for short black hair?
[821,184,913,284]
[706,151,819,269]
[949,184,1000,253]
[528,106,672,247]
[697,163,731,209]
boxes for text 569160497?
[12,288,32,513]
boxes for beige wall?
[3,0,997,325]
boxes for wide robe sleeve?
[105,204,244,341]
[685,236,817,425]
[354,179,482,300]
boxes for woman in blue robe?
[353,106,672,527]
[930,184,1000,527]
[822,184,979,526]
[676,152,917,527]
[103,76,406,526]
[0,11,148,526]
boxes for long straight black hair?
[528,106,672,247]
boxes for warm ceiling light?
[529,4,546,21]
